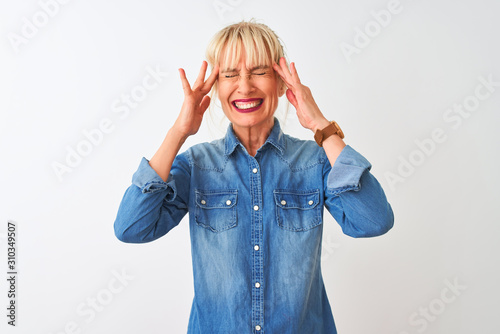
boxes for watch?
[314,121,344,147]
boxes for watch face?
[333,122,344,139]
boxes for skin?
[149,55,346,181]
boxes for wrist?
[167,127,189,146]
[313,120,344,147]
[311,118,330,133]
[170,121,192,139]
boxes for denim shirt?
[114,119,394,334]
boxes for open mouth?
[232,98,264,113]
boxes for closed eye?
[223,71,268,78]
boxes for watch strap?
[314,121,344,147]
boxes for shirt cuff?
[132,157,177,200]
[326,145,372,195]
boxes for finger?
[274,58,287,79]
[286,89,298,107]
[272,62,286,79]
[178,68,192,92]
[202,64,219,91]
[199,95,211,113]
[274,62,294,89]
[281,60,300,86]
[278,58,298,86]
[194,61,208,87]
[290,62,301,84]
[279,57,292,77]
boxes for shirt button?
[226,200,232,206]
[201,200,206,205]
[253,205,259,211]
[308,200,314,205]
[255,325,261,331]
[252,168,258,174]
[254,245,259,251]
[255,282,261,288]
[281,200,286,205]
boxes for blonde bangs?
[206,20,285,71]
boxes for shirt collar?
[224,117,286,156]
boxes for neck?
[233,118,275,156]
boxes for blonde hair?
[205,20,289,133]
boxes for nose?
[236,74,255,95]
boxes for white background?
[1,0,499,333]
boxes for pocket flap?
[195,190,237,209]
[273,189,320,210]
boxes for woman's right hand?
[173,61,219,138]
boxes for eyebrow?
[221,65,270,73]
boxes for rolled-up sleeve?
[324,145,394,237]
[114,152,191,243]
[132,157,177,198]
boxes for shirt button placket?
[249,160,264,333]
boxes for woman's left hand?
[273,57,330,132]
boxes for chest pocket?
[274,189,321,232]
[195,189,238,233]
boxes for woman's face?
[217,52,283,131]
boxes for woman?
[114,21,394,333]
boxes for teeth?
[234,100,262,109]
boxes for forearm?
[321,134,346,167]
[149,127,188,182]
